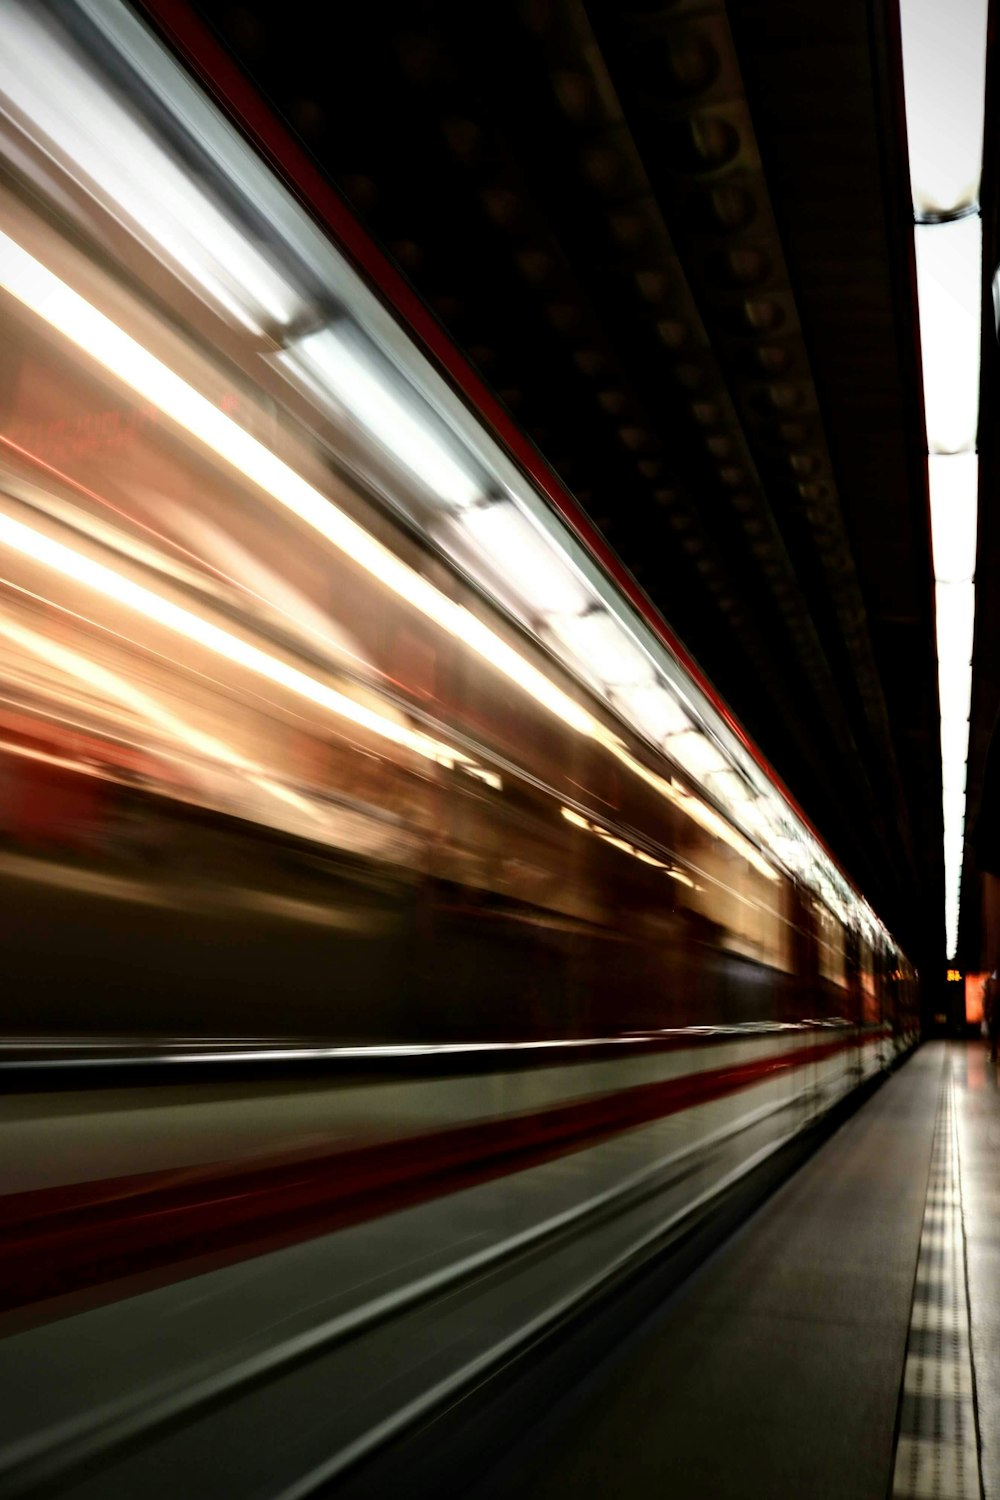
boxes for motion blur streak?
[0,0,302,334]
[0,510,468,769]
[281,328,484,510]
[0,228,598,742]
[0,219,788,868]
[0,611,329,823]
[0,8,921,1496]
[610,740,779,882]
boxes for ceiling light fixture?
[900,0,987,959]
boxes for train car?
[0,4,918,1494]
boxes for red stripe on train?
[0,1036,875,1314]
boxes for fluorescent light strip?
[928,453,978,581]
[935,581,975,670]
[900,0,987,959]
[930,459,977,957]
[928,434,979,952]
[914,218,982,453]
[938,655,973,725]
[899,0,989,218]
[941,716,970,772]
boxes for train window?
[813,903,847,989]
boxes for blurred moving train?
[0,3,918,1496]
[0,0,916,1049]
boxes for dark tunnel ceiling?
[182,0,947,966]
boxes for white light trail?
[546,609,656,690]
[455,500,590,618]
[0,510,468,770]
[0,1,301,334]
[0,227,595,741]
[280,328,483,510]
[0,223,878,922]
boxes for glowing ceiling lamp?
[899,0,989,219]
[913,218,982,454]
[935,581,975,677]
[900,0,987,960]
[927,453,979,581]
[940,716,971,773]
[938,658,974,726]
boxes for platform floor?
[469,1043,998,1500]
[956,1044,1000,1500]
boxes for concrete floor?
[953,1043,1000,1500]
[470,1044,999,1500]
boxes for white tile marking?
[891,1073,981,1499]
[910,1301,970,1334]
[919,1228,962,1249]
[893,1436,979,1499]
[904,1355,973,1398]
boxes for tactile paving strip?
[891,1074,982,1498]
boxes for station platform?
[464,1042,997,1500]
